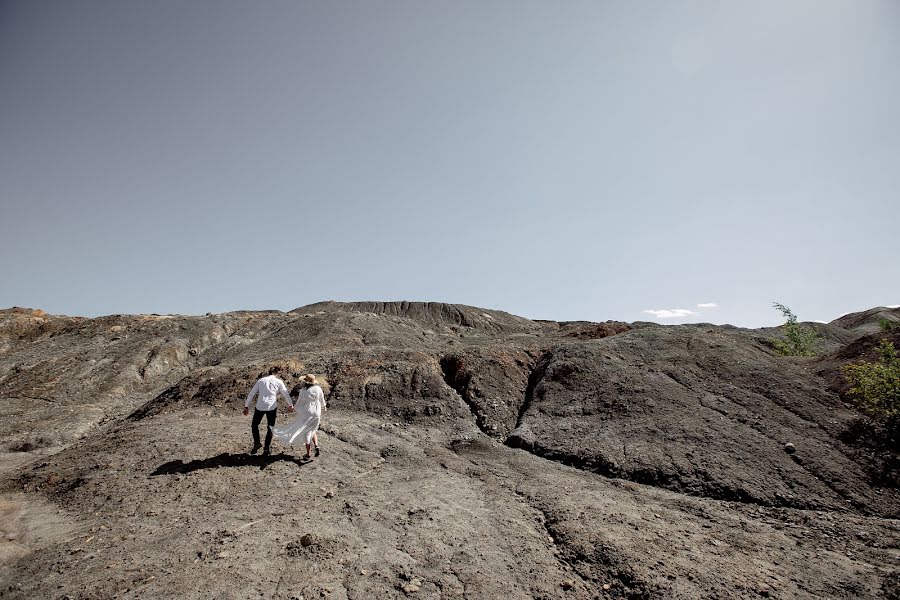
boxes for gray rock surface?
[1,302,898,599]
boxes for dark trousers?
[251,408,277,449]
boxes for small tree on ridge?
[771,302,819,357]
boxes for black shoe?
[250,443,262,455]
[262,447,271,456]
[314,446,320,457]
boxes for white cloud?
[643,308,697,319]
[697,302,718,309]
[888,304,900,309]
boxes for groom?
[242,366,294,456]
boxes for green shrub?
[843,340,900,421]
[878,317,898,332]
[771,302,819,357]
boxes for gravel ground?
[1,407,898,599]
[2,303,898,599]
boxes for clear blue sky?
[1,1,898,327]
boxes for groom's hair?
[267,365,281,376]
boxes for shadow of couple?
[151,451,311,475]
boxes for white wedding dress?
[270,385,326,446]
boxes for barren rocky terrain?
[1,301,898,599]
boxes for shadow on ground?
[151,452,309,475]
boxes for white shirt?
[245,375,293,411]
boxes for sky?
[1,1,898,327]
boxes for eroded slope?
[2,302,899,599]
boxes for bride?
[270,374,327,459]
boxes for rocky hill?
[0,303,898,599]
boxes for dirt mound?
[127,360,310,420]
[2,303,899,599]
[831,306,900,335]
[817,329,900,396]
[293,300,542,335]
[507,326,899,516]
[539,320,632,340]
[751,321,861,355]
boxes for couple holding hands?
[242,366,326,460]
